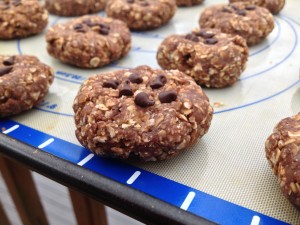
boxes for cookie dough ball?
[265,113,300,209]
[176,0,203,7]
[0,55,54,117]
[73,66,213,161]
[46,15,131,68]
[45,0,106,17]
[229,0,285,14]
[157,29,248,88]
[105,0,177,30]
[0,0,48,39]
[199,3,275,46]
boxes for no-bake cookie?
[176,0,203,7]
[105,0,177,30]
[229,0,285,14]
[0,55,54,117]
[73,65,213,161]
[0,0,48,39]
[46,15,131,68]
[265,113,300,209]
[45,0,106,17]
[199,3,274,46]
[157,28,248,88]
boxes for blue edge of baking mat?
[0,121,289,225]
[3,13,300,225]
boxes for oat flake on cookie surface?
[73,66,213,161]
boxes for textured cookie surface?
[45,0,106,16]
[229,0,285,14]
[0,0,48,39]
[73,66,213,161]
[157,28,248,88]
[0,55,54,117]
[46,15,131,68]
[265,113,300,209]
[176,0,203,6]
[199,3,274,46]
[105,0,177,30]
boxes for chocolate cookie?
[176,0,203,7]
[199,3,275,46]
[45,0,106,17]
[229,0,285,14]
[265,113,300,209]
[0,55,54,117]
[73,65,213,161]
[0,0,48,39]
[105,0,177,30]
[46,15,131,68]
[157,29,248,88]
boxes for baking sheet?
[1,0,300,224]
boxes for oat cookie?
[176,0,203,7]
[199,3,274,46]
[157,29,248,88]
[46,15,131,68]
[265,113,300,209]
[73,65,213,161]
[45,0,106,17]
[229,0,285,14]
[0,0,48,39]
[0,55,54,117]
[105,0,177,30]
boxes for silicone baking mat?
[1,0,300,224]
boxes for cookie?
[105,0,177,30]
[46,15,131,68]
[176,0,203,7]
[199,3,275,46]
[0,55,54,117]
[73,65,213,161]
[265,113,300,209]
[0,0,48,39]
[45,0,106,17]
[157,29,248,88]
[229,0,285,14]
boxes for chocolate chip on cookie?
[73,65,213,161]
[199,2,275,46]
[157,28,249,88]
[46,15,131,68]
[0,55,54,117]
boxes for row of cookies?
[0,0,285,39]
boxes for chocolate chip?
[158,90,177,103]
[99,27,109,35]
[127,0,134,3]
[73,24,86,33]
[195,30,215,39]
[204,38,218,45]
[185,34,199,42]
[128,73,143,84]
[103,80,119,89]
[245,5,256,10]
[150,74,167,89]
[119,80,133,96]
[236,9,247,16]
[0,66,13,77]
[134,92,154,107]
[3,56,15,66]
